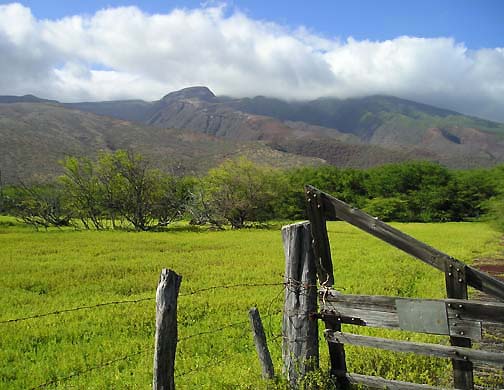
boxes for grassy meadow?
[0,217,502,389]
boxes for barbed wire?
[24,297,285,389]
[178,319,250,342]
[175,346,231,378]
[12,277,331,389]
[179,281,284,297]
[29,346,152,390]
[1,281,286,325]
[0,297,155,324]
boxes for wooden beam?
[344,372,463,390]
[306,185,504,301]
[325,331,504,368]
[320,290,504,325]
[304,186,334,286]
[319,292,504,341]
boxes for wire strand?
[1,281,285,325]
[29,347,151,389]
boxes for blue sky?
[0,1,503,121]
[10,0,504,49]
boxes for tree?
[60,156,104,229]
[186,180,224,229]
[204,158,280,229]
[110,150,161,231]
[9,183,72,230]
[153,175,194,227]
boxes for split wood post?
[282,221,319,387]
[249,307,275,379]
[305,186,348,389]
[153,269,182,390]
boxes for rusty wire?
[1,281,285,325]
[28,346,152,390]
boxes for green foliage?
[5,183,72,229]
[58,151,194,231]
[363,197,411,221]
[204,158,282,228]
[7,154,504,228]
[60,156,104,229]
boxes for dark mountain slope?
[0,103,323,184]
[2,87,504,180]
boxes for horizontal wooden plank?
[344,372,461,390]
[320,291,504,326]
[320,292,500,340]
[446,299,504,325]
[326,331,504,368]
[308,185,504,301]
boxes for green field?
[0,218,501,389]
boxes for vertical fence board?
[282,222,319,387]
[153,269,182,390]
[249,307,275,379]
[445,262,474,389]
[305,186,334,287]
[305,187,348,387]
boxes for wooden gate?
[304,185,504,389]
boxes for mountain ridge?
[1,87,504,184]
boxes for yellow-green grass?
[0,218,501,389]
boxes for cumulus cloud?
[0,2,503,121]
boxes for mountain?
[1,87,504,183]
[0,94,58,104]
[0,102,323,184]
[65,87,504,168]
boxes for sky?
[0,1,503,121]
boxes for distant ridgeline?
[1,87,504,185]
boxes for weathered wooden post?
[249,307,275,379]
[153,269,182,390]
[282,221,319,387]
[445,260,474,389]
[305,185,348,388]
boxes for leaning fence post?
[282,221,319,387]
[153,269,182,390]
[249,307,275,379]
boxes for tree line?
[1,150,503,230]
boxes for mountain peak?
[161,86,215,102]
[0,94,59,104]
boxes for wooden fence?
[292,185,504,389]
[151,185,504,389]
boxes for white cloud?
[0,2,503,121]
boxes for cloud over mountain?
[1,2,503,121]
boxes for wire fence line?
[175,346,233,378]
[14,276,328,389]
[28,346,152,390]
[0,297,155,324]
[27,308,284,389]
[0,281,286,325]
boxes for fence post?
[282,221,319,387]
[445,261,474,389]
[249,307,275,379]
[153,269,182,390]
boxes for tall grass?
[0,218,501,389]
